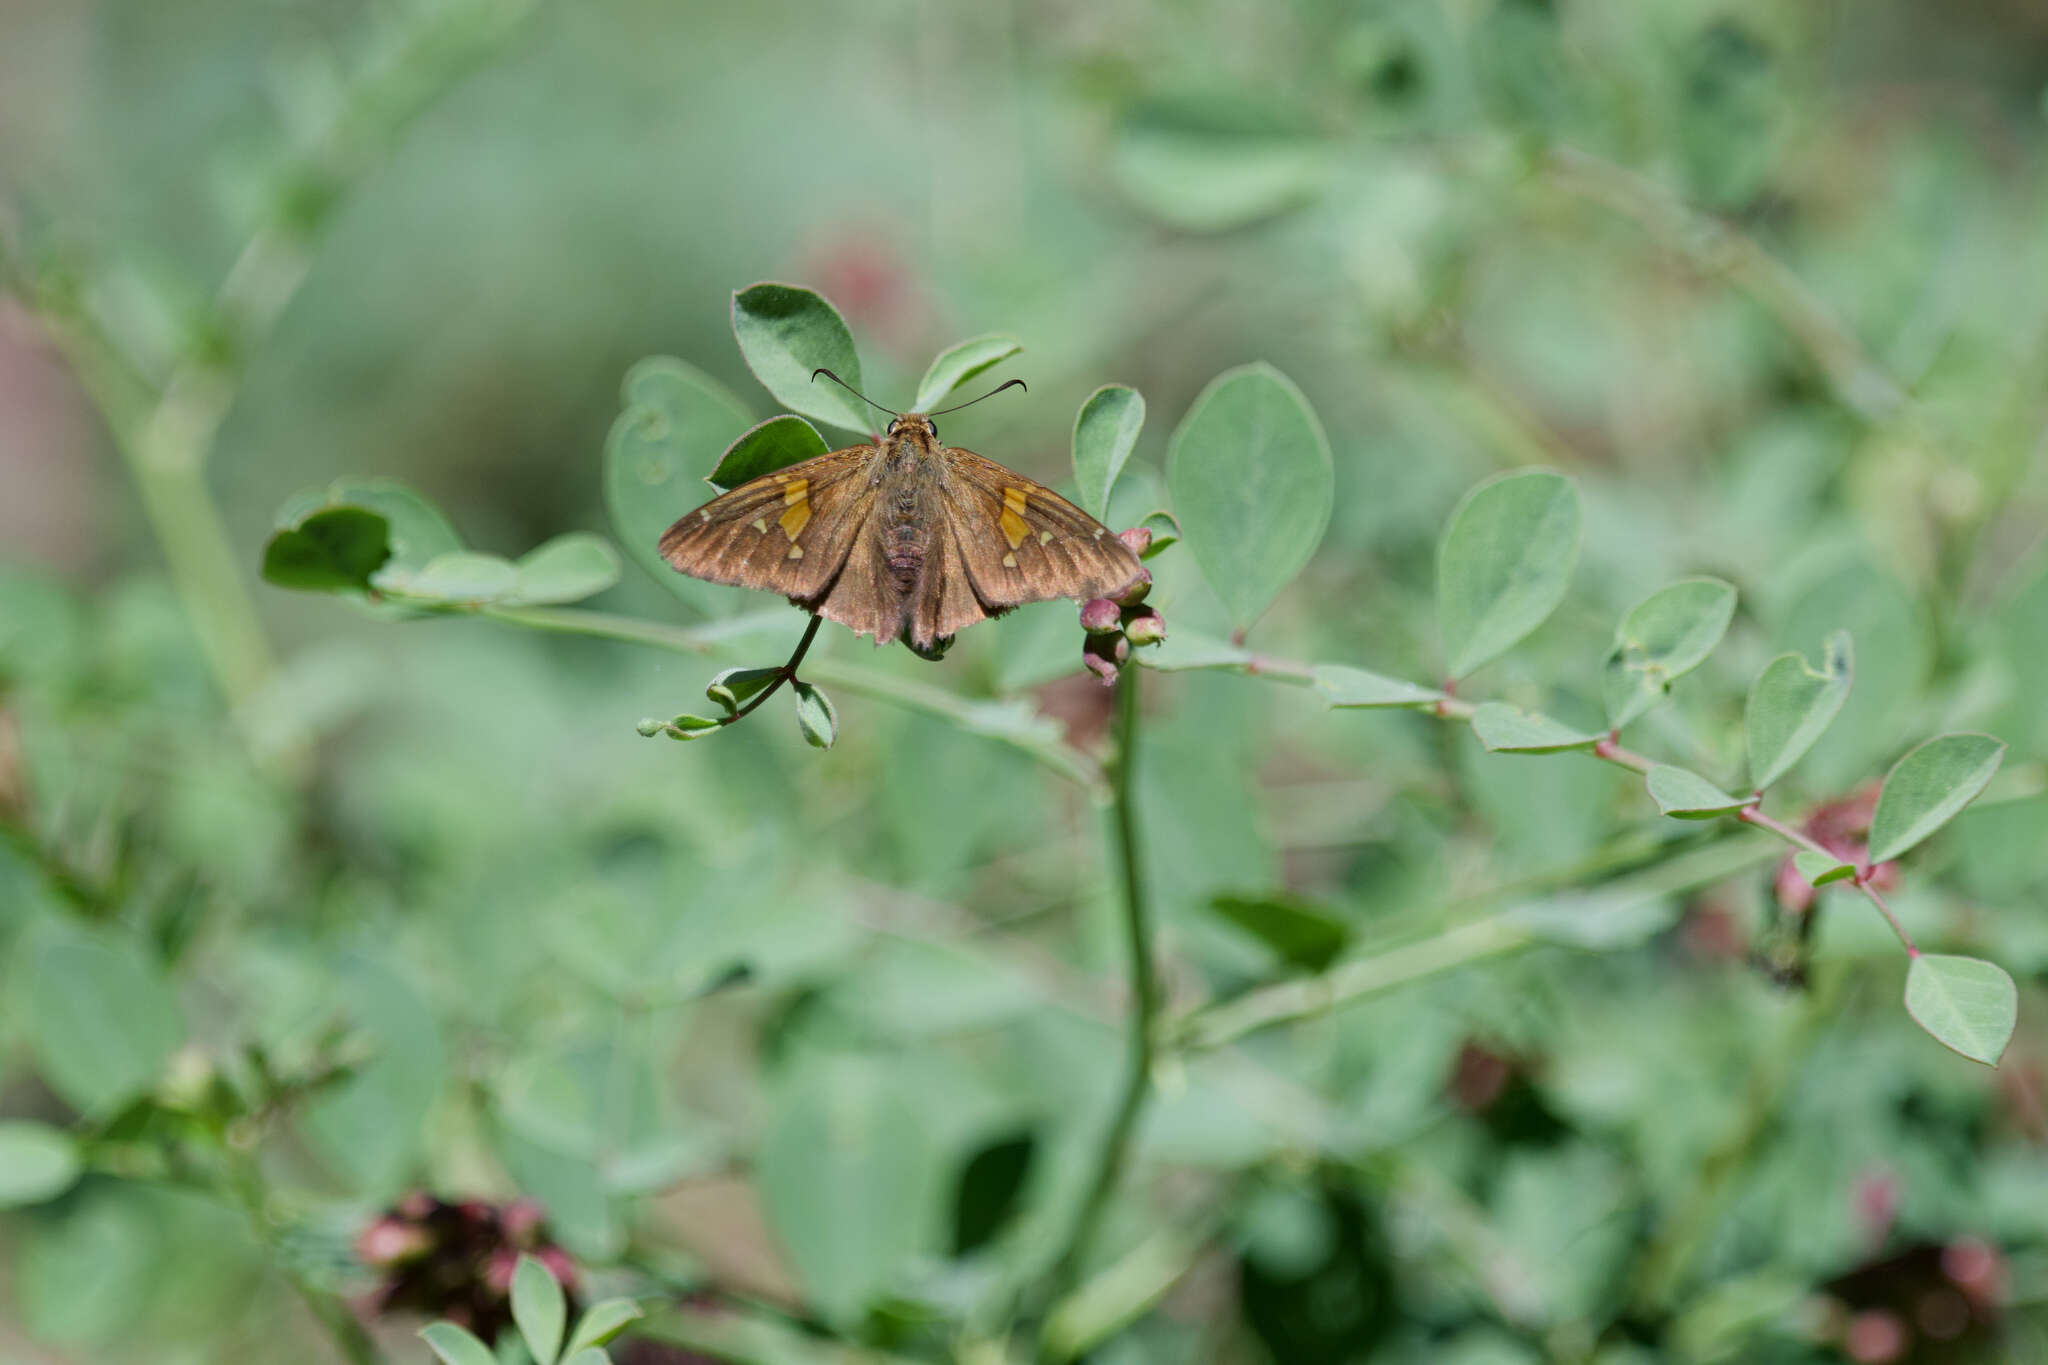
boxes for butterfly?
[659,372,1146,658]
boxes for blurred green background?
[4,0,2048,1362]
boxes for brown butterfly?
[659,371,1145,658]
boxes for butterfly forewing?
[939,446,1146,608]
[658,444,878,602]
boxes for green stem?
[720,613,823,725]
[481,604,1107,793]
[1047,667,1157,1301]
[1179,834,1780,1049]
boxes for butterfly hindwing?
[938,446,1146,609]
[658,445,878,603]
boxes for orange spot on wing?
[779,479,812,540]
[1000,487,1030,549]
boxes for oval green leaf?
[0,1121,82,1207]
[914,334,1022,412]
[731,283,868,432]
[509,534,622,606]
[1745,631,1853,790]
[512,1253,566,1365]
[1208,893,1350,974]
[1904,954,2018,1067]
[1868,733,2006,864]
[707,415,829,494]
[373,551,518,605]
[564,1298,645,1355]
[1646,765,1747,819]
[707,666,782,714]
[1601,577,1738,729]
[1792,850,1854,888]
[1111,95,1330,232]
[757,1055,939,1323]
[1166,363,1332,631]
[1437,470,1581,679]
[1314,664,1446,710]
[421,1322,497,1365]
[1073,385,1146,520]
[601,357,754,599]
[794,680,837,750]
[1471,702,1600,754]
[26,930,184,1115]
[261,506,392,594]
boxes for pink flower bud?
[500,1199,546,1247]
[536,1245,579,1291]
[1079,598,1122,634]
[355,1215,433,1268]
[1114,567,1152,606]
[1082,632,1127,685]
[1118,526,1152,557]
[1122,608,1166,646]
[483,1247,519,1296]
[1843,1309,1907,1363]
[1083,652,1119,685]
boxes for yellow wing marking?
[999,486,1030,550]
[778,477,812,541]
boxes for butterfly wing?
[938,446,1146,609]
[658,445,879,604]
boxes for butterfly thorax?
[876,417,945,597]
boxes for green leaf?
[731,283,868,432]
[1111,95,1330,232]
[1314,664,1446,710]
[1437,470,1581,679]
[706,666,782,714]
[1745,631,1853,790]
[706,415,829,494]
[1136,510,1179,557]
[1646,765,1748,819]
[1208,893,1349,973]
[1139,628,1252,673]
[1904,954,2018,1067]
[664,713,723,741]
[512,1253,566,1365]
[262,477,464,595]
[508,534,622,606]
[1601,577,1738,729]
[1470,702,1600,754]
[1792,850,1854,887]
[562,1352,610,1365]
[914,334,1022,412]
[1073,385,1146,520]
[601,357,754,600]
[794,681,837,749]
[25,929,184,1115]
[0,1121,82,1207]
[373,551,518,605]
[422,1322,498,1365]
[757,1055,939,1323]
[261,507,391,593]
[564,1298,644,1355]
[1166,363,1332,630]
[1868,733,2006,864]
[330,478,465,573]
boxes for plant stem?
[720,614,822,725]
[1735,806,1919,954]
[1592,732,1658,775]
[1179,833,1781,1049]
[1856,879,1920,957]
[1048,666,1158,1300]
[481,604,1107,793]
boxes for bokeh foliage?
[4,0,2048,1362]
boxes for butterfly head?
[885,412,942,449]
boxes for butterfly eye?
[928,421,940,441]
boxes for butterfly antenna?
[810,369,898,419]
[928,377,1028,417]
